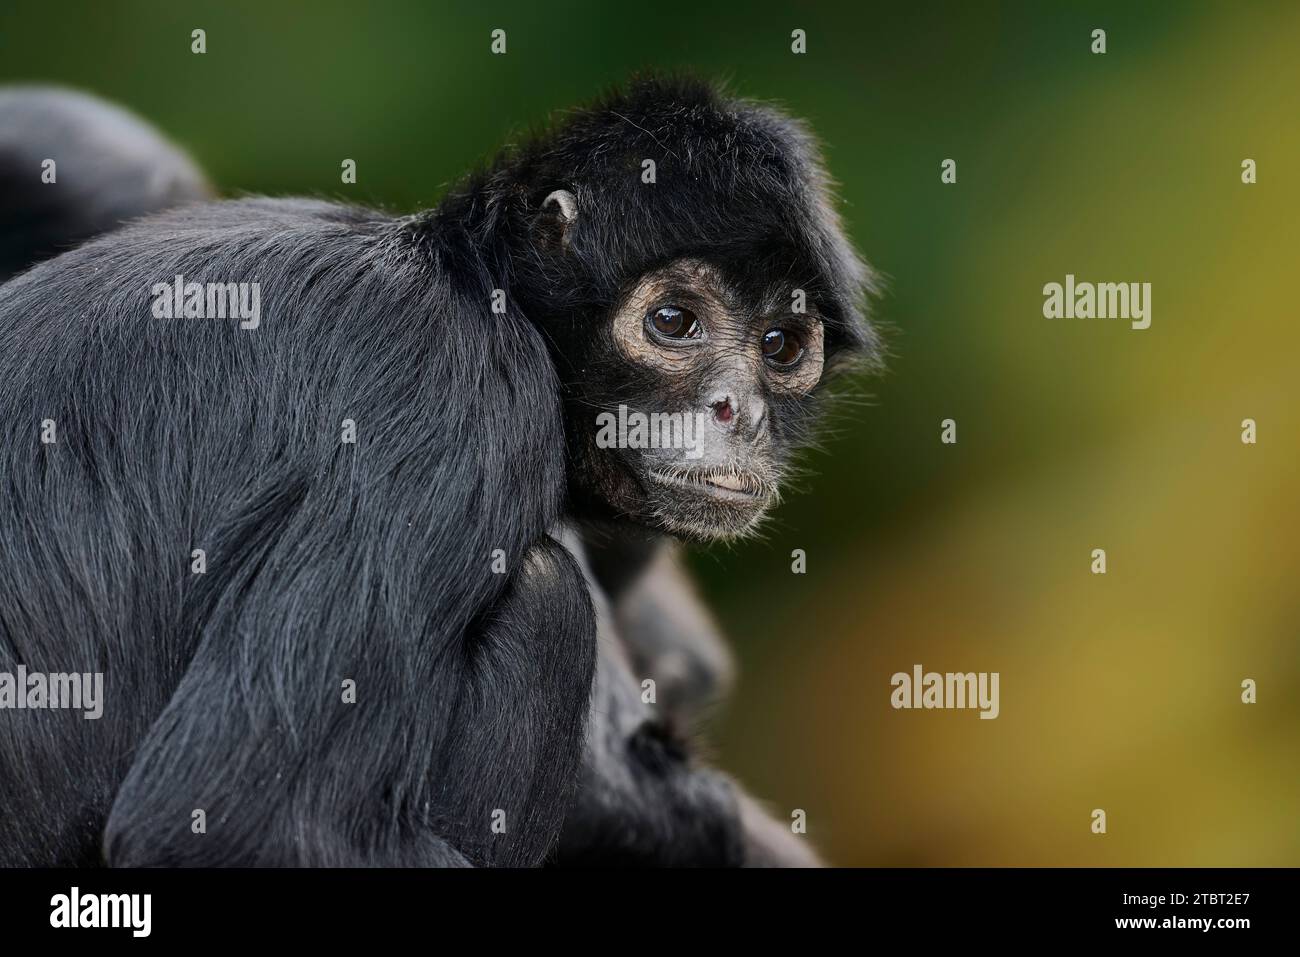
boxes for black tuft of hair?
[420,72,879,373]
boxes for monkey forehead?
[622,259,727,307]
[640,258,723,286]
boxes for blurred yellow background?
[2,0,1295,864]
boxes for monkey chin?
[649,487,776,543]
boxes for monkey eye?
[761,328,804,366]
[647,306,701,340]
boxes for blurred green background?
[3,0,1295,865]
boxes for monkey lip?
[647,468,770,504]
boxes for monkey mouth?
[647,467,773,505]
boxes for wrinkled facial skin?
[573,258,827,541]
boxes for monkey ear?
[538,188,579,247]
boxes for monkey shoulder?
[0,195,568,563]
[0,196,550,387]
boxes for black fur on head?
[422,74,880,540]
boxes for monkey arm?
[579,529,734,722]
[611,545,820,865]
[553,527,819,867]
[550,527,742,865]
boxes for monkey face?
[508,79,878,541]
[572,258,830,541]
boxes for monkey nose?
[708,389,767,439]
